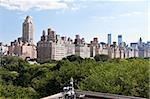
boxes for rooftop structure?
[41,78,146,99]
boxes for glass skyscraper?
[107,34,111,45]
[118,35,122,46]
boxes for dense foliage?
[0,56,149,98]
[94,54,110,62]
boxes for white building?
[0,42,8,56]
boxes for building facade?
[22,16,34,44]
[37,28,75,62]
[74,35,90,58]
[0,42,8,56]
[118,35,122,46]
[8,16,37,59]
[3,16,150,61]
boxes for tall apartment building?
[144,41,150,57]
[22,16,34,44]
[5,16,150,60]
[89,37,100,57]
[99,42,109,56]
[37,28,75,62]
[8,16,37,59]
[36,31,149,62]
[74,35,90,58]
[8,40,36,59]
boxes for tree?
[78,59,149,98]
[65,55,83,62]
[94,54,110,62]
[0,84,39,99]
[0,56,148,98]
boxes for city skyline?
[0,0,149,45]
[0,15,149,62]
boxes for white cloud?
[119,11,143,17]
[90,11,144,22]
[106,0,147,1]
[0,0,78,11]
[78,0,148,1]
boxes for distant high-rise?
[22,16,34,44]
[7,16,37,59]
[74,35,81,45]
[138,37,142,46]
[118,35,122,46]
[107,34,111,45]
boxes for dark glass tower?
[107,34,111,45]
[118,35,122,46]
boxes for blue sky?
[0,0,149,45]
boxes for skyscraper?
[138,37,142,46]
[8,16,37,59]
[22,16,34,44]
[118,35,122,46]
[107,34,111,45]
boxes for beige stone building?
[97,40,143,59]
[8,41,36,59]
[37,28,75,62]
[3,16,150,61]
[74,35,90,58]
[89,38,100,57]
[36,33,150,61]
[75,44,90,58]
[22,16,34,44]
[8,16,37,59]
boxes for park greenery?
[0,55,149,99]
